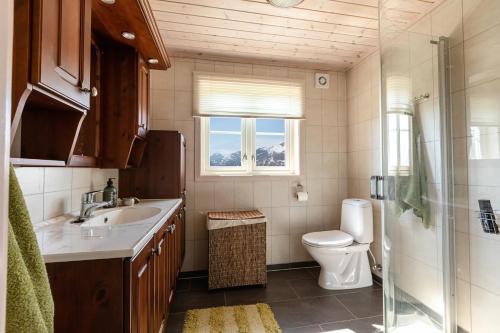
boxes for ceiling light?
[147,58,159,64]
[267,0,304,8]
[100,0,115,4]
[121,32,135,40]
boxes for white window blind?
[193,72,305,119]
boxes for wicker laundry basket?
[207,210,267,290]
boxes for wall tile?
[271,207,290,235]
[471,285,500,332]
[195,182,215,210]
[271,180,289,207]
[463,0,500,40]
[174,60,194,91]
[253,181,271,207]
[290,206,307,235]
[464,24,500,88]
[24,194,44,224]
[213,181,234,210]
[15,167,44,195]
[44,168,72,193]
[44,190,71,220]
[271,235,290,264]
[174,90,193,121]
[72,168,92,189]
[234,182,253,209]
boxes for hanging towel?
[6,165,54,333]
[395,116,431,228]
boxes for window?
[387,113,412,175]
[200,117,299,176]
[194,72,304,177]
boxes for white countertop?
[35,199,182,263]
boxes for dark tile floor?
[166,267,383,333]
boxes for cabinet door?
[137,55,149,138]
[154,227,168,332]
[32,0,91,108]
[131,239,154,333]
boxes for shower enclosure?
[377,2,463,333]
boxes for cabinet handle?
[154,238,164,256]
[138,124,145,129]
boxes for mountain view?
[256,142,285,166]
[210,151,242,166]
[210,142,285,167]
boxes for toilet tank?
[340,199,373,244]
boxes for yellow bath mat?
[183,303,281,333]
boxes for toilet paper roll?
[297,191,308,202]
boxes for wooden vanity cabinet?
[46,205,185,333]
[128,207,184,333]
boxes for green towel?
[395,116,431,228]
[7,165,54,333]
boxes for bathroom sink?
[80,206,162,226]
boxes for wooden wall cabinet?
[47,205,185,333]
[99,40,150,169]
[120,131,186,199]
[11,0,93,165]
[11,0,170,167]
[31,0,92,109]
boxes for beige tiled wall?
[461,0,500,332]
[150,57,348,271]
[345,51,383,277]
[14,167,118,224]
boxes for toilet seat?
[302,230,354,248]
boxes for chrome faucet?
[79,191,111,221]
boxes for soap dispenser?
[103,178,117,208]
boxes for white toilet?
[302,198,374,290]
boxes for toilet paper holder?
[296,184,308,202]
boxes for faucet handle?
[82,190,102,204]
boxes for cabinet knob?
[80,87,98,97]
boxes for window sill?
[196,172,301,182]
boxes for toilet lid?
[302,230,354,248]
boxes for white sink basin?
[80,206,162,227]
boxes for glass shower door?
[379,6,457,333]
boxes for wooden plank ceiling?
[150,0,443,71]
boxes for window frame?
[200,117,299,177]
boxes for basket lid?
[207,210,265,220]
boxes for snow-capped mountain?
[210,151,241,166]
[256,142,285,166]
[210,142,285,167]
